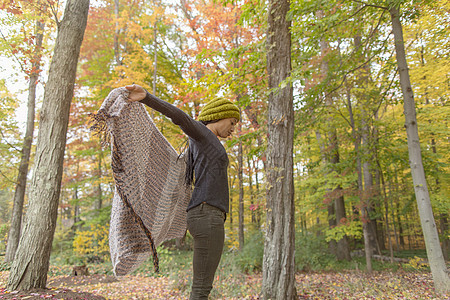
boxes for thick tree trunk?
[5,21,44,263]
[7,0,90,290]
[262,0,296,298]
[390,5,449,294]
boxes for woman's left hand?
[125,84,147,102]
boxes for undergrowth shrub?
[235,229,264,273]
[295,232,335,271]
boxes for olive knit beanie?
[198,98,240,122]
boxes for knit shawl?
[90,87,191,276]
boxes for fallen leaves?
[295,271,444,299]
[0,270,446,299]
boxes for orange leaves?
[0,0,23,15]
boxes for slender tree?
[7,0,90,290]
[389,3,450,294]
[238,119,245,250]
[316,10,350,261]
[262,0,296,298]
[5,20,44,263]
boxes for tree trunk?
[440,216,449,261]
[73,185,81,231]
[346,87,371,270]
[228,175,234,225]
[387,177,399,251]
[362,125,379,255]
[329,124,350,261]
[238,119,244,251]
[153,22,158,96]
[248,157,256,225]
[254,159,261,226]
[390,5,449,294]
[315,15,350,260]
[334,193,350,260]
[378,161,394,263]
[7,0,90,290]
[373,115,386,252]
[353,29,376,270]
[113,0,122,66]
[95,151,103,210]
[4,20,44,263]
[262,0,296,298]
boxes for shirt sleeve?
[140,91,204,141]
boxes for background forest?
[0,0,448,298]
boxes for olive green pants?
[187,203,226,300]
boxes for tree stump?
[72,265,89,276]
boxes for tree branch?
[348,0,388,10]
[0,29,27,74]
[0,167,16,184]
[0,128,21,152]
[323,24,392,100]
[47,0,60,25]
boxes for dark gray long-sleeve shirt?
[141,92,230,213]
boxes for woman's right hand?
[125,84,147,102]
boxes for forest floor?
[0,269,448,299]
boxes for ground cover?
[0,269,446,299]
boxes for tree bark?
[262,0,296,298]
[5,20,44,263]
[7,0,90,290]
[390,5,450,294]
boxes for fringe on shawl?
[88,109,111,147]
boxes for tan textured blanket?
[90,87,191,276]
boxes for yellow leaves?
[404,0,450,103]
[405,256,428,271]
[73,224,109,259]
[225,226,240,250]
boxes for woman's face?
[213,117,238,138]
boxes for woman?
[126,84,239,299]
